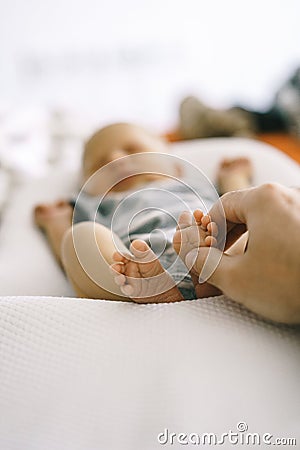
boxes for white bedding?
[0,295,299,450]
[0,137,299,450]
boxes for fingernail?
[185,249,198,270]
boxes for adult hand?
[186,183,300,324]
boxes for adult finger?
[209,188,252,229]
[185,246,245,295]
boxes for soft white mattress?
[1,295,299,450]
[0,138,299,450]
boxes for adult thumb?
[185,247,242,293]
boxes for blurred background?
[0,0,300,179]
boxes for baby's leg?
[61,222,134,300]
[173,210,221,298]
[34,201,74,266]
[111,240,184,303]
[35,202,128,300]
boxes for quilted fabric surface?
[0,296,299,450]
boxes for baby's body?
[35,123,251,302]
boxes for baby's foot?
[173,210,221,298]
[217,157,253,194]
[110,240,184,303]
[173,210,217,263]
[34,201,73,231]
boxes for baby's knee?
[63,221,90,242]
[61,222,95,261]
[62,221,118,266]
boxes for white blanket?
[0,295,299,450]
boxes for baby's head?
[82,123,181,194]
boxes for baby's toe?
[34,204,52,219]
[201,214,211,229]
[121,284,134,296]
[130,240,155,263]
[112,251,129,263]
[34,204,47,214]
[173,228,182,251]
[126,260,140,278]
[193,209,204,224]
[207,221,218,237]
[110,262,124,274]
[205,235,218,247]
[56,200,69,208]
[110,263,127,286]
[114,273,127,286]
[130,239,148,253]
